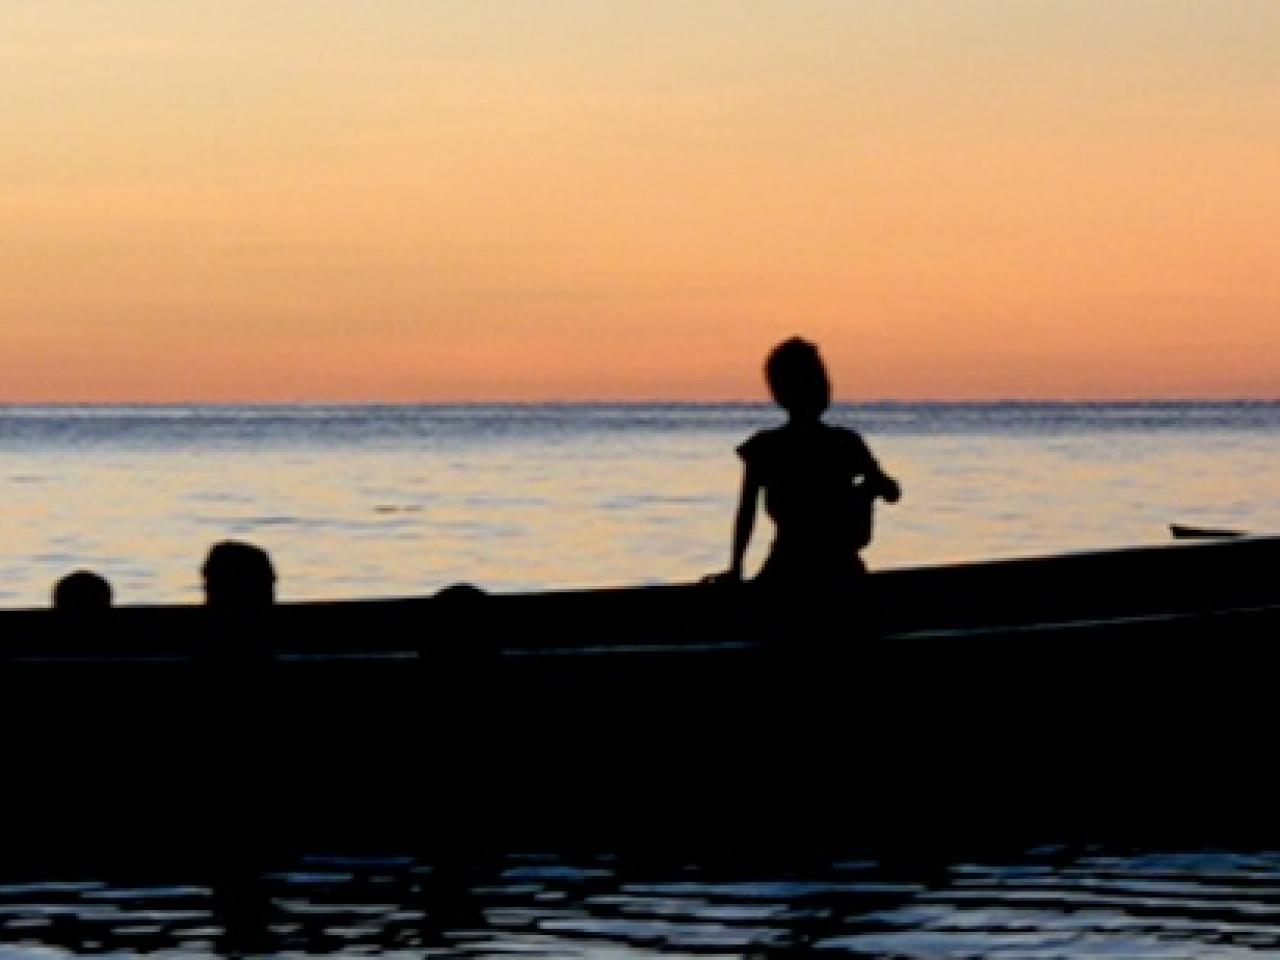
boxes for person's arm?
[853,433,901,503]
[871,466,901,504]
[727,466,762,579]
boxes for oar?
[1169,523,1247,540]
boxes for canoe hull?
[3,537,1280,853]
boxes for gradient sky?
[3,2,1277,400]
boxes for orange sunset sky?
[2,2,1277,401]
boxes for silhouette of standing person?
[713,337,900,594]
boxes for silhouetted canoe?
[3,535,1280,854]
[5,534,1277,657]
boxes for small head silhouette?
[202,541,276,611]
[435,582,487,603]
[765,337,831,420]
[52,570,112,613]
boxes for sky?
[2,2,1277,401]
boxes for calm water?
[2,401,1279,605]
[4,401,1280,956]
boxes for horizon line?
[3,397,1279,407]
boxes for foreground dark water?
[5,846,1280,957]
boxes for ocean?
[7,848,1280,957]
[3,400,1280,958]
[3,401,1279,606]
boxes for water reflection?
[6,848,1280,957]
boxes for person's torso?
[752,423,875,551]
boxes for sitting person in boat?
[711,337,900,593]
[202,540,276,611]
[52,569,112,613]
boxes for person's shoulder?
[736,426,784,462]
[821,421,867,445]
[821,422,873,459]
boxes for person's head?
[765,337,831,421]
[201,541,276,611]
[52,570,112,613]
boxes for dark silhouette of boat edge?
[2,535,1279,857]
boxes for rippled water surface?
[3,402,1279,605]
[6,847,1280,957]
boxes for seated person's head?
[52,570,112,613]
[202,541,275,611]
[434,582,487,616]
[435,582,486,602]
[765,337,831,421]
